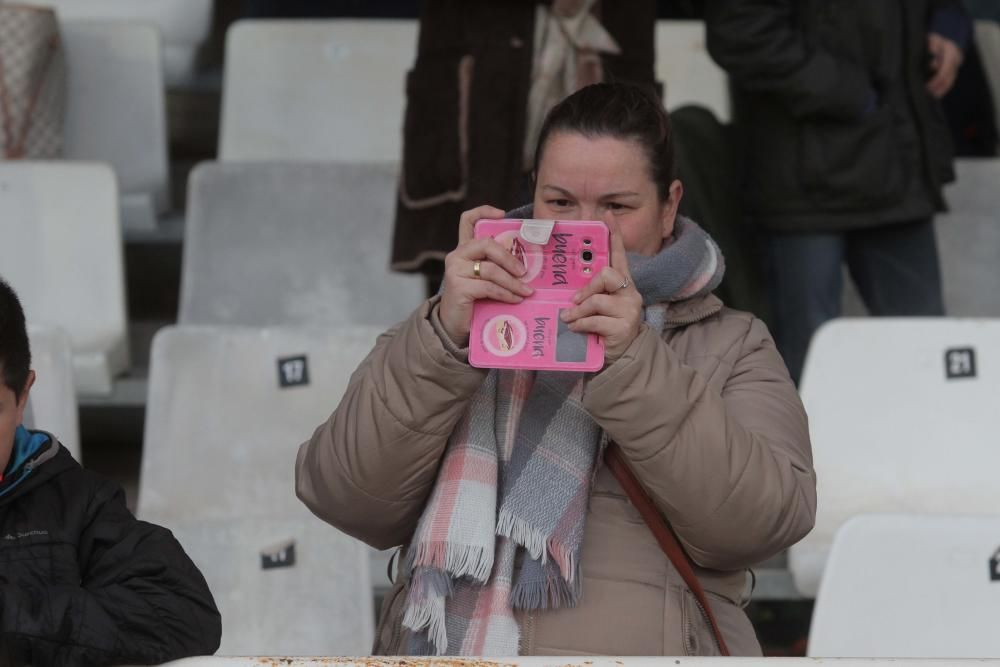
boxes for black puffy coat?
[0,435,221,667]
[706,0,966,232]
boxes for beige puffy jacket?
[295,293,815,656]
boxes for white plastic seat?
[790,318,1000,597]
[178,161,424,327]
[808,514,1000,658]
[219,19,417,161]
[61,21,170,230]
[138,324,385,521]
[44,0,214,87]
[0,162,129,396]
[655,20,730,121]
[25,325,80,461]
[165,516,374,656]
[139,324,384,654]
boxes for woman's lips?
[498,319,514,351]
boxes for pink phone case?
[469,218,610,372]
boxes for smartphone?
[469,218,610,372]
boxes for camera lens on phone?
[581,250,594,263]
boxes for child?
[0,277,221,666]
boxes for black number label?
[945,348,976,380]
[261,540,296,570]
[278,355,309,388]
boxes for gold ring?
[473,260,482,279]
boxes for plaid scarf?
[403,216,724,655]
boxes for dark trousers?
[767,218,945,384]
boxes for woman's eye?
[607,202,628,211]
[548,199,571,208]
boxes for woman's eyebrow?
[541,185,575,197]
[542,185,640,199]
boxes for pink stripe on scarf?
[466,580,512,655]
[426,428,471,546]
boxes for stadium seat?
[219,19,416,161]
[808,514,1000,657]
[139,325,386,653]
[655,20,730,122]
[139,324,387,520]
[178,161,424,327]
[61,21,170,230]
[0,163,129,396]
[165,516,374,656]
[25,326,81,461]
[43,0,214,86]
[789,318,1000,597]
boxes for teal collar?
[0,425,50,496]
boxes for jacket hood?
[0,429,75,505]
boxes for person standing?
[706,0,971,382]
[390,0,658,296]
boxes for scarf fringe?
[402,595,448,655]
[510,569,577,610]
[407,541,494,583]
[548,539,579,585]
[497,509,548,563]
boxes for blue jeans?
[767,218,945,384]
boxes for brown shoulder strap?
[604,444,731,656]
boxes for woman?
[296,82,815,656]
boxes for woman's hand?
[438,205,535,345]
[559,222,643,364]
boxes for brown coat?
[295,293,816,656]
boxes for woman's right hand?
[438,205,534,345]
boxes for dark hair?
[532,82,676,201]
[0,277,31,399]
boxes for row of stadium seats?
[0,161,425,394]
[3,158,997,396]
[35,15,1000,237]
[30,18,731,239]
[218,18,1000,163]
[218,19,731,163]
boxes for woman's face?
[533,131,683,256]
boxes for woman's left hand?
[560,222,644,364]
